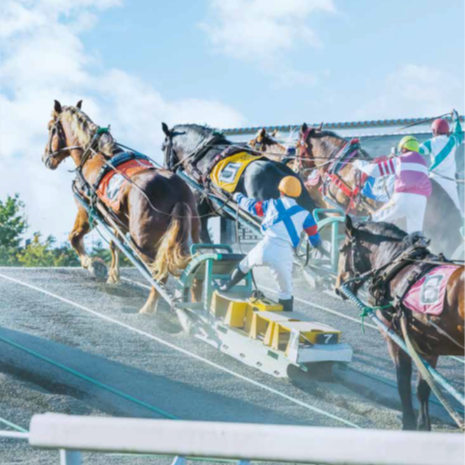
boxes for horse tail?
[150,202,192,281]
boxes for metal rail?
[29,414,464,465]
[220,115,465,136]
[177,170,262,236]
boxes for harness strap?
[202,145,246,183]
[325,172,360,199]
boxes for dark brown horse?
[298,124,463,257]
[335,216,464,430]
[43,100,200,314]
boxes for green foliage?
[0,194,27,265]
[16,234,80,267]
[0,194,115,267]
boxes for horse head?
[43,99,115,170]
[335,217,407,298]
[161,122,177,170]
[43,100,81,170]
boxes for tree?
[16,234,80,267]
[0,194,27,265]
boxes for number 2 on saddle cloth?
[97,159,154,211]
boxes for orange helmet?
[278,176,302,198]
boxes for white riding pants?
[239,238,294,300]
[432,175,462,214]
[373,192,427,234]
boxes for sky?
[0,0,464,242]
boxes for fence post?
[60,449,81,465]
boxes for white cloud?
[354,64,464,120]
[200,0,335,65]
[0,0,245,242]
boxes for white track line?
[0,272,360,429]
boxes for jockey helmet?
[431,118,450,136]
[398,135,420,153]
[278,176,302,197]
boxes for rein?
[46,119,83,160]
[167,133,225,173]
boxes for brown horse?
[43,100,200,314]
[335,216,464,430]
[298,123,464,257]
[248,128,292,165]
[296,123,378,213]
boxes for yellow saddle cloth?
[210,152,262,193]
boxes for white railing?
[14,413,462,465]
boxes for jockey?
[353,136,432,233]
[221,176,320,312]
[419,110,463,213]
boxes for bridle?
[46,118,83,161]
[163,130,225,174]
[296,128,316,172]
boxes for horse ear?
[345,215,355,238]
[271,128,278,137]
[258,128,266,137]
[317,122,324,131]
[161,122,170,137]
[54,100,62,114]
[76,100,83,109]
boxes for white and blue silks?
[234,194,320,300]
[420,114,464,212]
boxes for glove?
[233,192,241,202]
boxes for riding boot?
[279,297,294,312]
[220,266,247,292]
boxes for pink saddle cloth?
[403,265,458,316]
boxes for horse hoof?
[89,259,108,282]
[139,306,156,315]
[106,275,121,285]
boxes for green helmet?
[398,135,420,153]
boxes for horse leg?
[107,239,121,284]
[69,207,108,280]
[416,355,438,431]
[388,339,416,430]
[139,276,168,314]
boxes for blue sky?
[79,0,464,125]
[0,0,464,241]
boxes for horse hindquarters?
[150,202,194,280]
[242,160,317,212]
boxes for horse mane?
[173,124,225,141]
[170,124,228,155]
[356,221,408,241]
[54,106,116,157]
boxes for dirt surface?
[0,266,463,464]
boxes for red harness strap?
[325,173,359,198]
[323,172,361,213]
